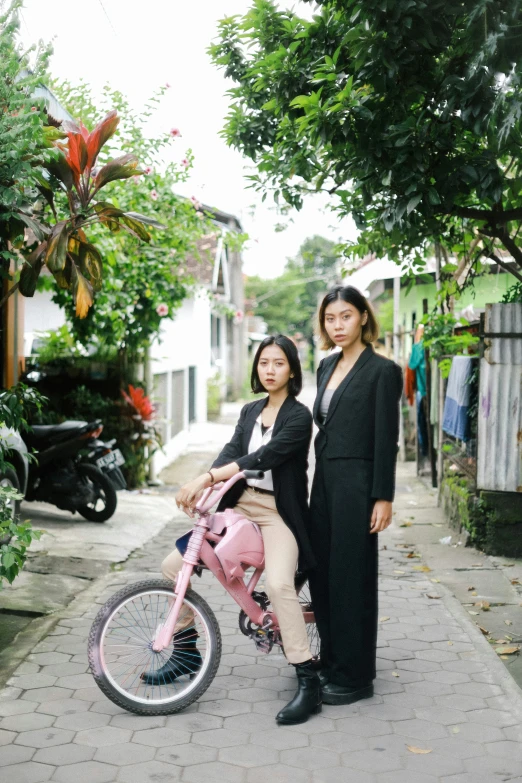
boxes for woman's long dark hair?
[251,335,302,396]
[317,285,379,350]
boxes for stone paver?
[1,461,522,783]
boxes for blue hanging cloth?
[442,356,474,441]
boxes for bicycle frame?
[152,472,275,653]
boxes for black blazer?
[314,346,403,502]
[211,395,315,570]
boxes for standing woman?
[148,335,321,725]
[309,286,402,705]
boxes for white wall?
[24,290,66,355]
[151,291,212,472]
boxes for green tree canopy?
[210,0,522,281]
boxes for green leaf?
[93,154,141,191]
[407,194,422,214]
[18,258,44,297]
[124,212,166,230]
[16,213,50,241]
[44,222,68,273]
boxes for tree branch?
[453,206,522,222]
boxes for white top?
[246,414,274,491]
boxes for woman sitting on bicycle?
[147,334,320,726]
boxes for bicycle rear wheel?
[297,580,320,663]
[88,579,221,715]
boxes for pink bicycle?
[88,471,318,715]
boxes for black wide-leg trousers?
[309,455,378,688]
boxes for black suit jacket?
[211,395,315,570]
[314,346,403,502]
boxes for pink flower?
[191,196,202,210]
[181,158,189,168]
[165,82,171,89]
[170,127,181,138]
[144,166,153,175]
[150,190,158,201]
[31,106,37,112]
[156,303,169,317]
[196,211,203,219]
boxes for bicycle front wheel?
[88,579,221,715]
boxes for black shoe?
[276,660,322,726]
[141,628,202,685]
[318,671,329,688]
[321,681,373,705]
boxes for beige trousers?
[162,488,311,664]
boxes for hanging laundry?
[442,356,475,441]
[409,340,426,397]
[404,365,416,406]
[430,359,439,449]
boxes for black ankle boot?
[276,660,322,725]
[141,627,202,685]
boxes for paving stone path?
[1,468,522,783]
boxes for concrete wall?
[151,291,212,472]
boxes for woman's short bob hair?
[251,334,302,396]
[317,285,379,351]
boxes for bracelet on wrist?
[207,470,215,486]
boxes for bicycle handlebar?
[195,470,265,514]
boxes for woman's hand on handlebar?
[176,474,211,516]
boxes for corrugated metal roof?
[477,303,522,492]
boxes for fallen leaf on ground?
[468,611,479,615]
[451,726,460,734]
[504,563,515,567]
[400,522,412,527]
[495,646,519,655]
[379,617,390,622]
[430,578,440,583]
[495,639,508,644]
[392,671,400,677]
[478,626,489,635]
[472,563,484,567]
[471,591,477,596]
[406,746,432,754]
[406,551,421,558]
[447,641,453,645]
[393,570,405,575]
[467,586,475,591]
[427,593,441,599]
[413,565,432,572]
[505,620,513,626]
[476,601,490,611]
[511,578,520,585]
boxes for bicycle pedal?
[252,628,273,654]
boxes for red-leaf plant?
[121,384,156,422]
[4,111,164,318]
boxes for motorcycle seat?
[25,421,89,445]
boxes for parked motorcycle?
[20,419,126,523]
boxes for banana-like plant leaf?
[124,211,166,230]
[93,154,141,191]
[16,213,50,241]
[46,152,74,191]
[78,240,103,291]
[86,110,120,169]
[44,221,68,273]
[70,262,94,319]
[120,216,151,242]
[53,257,72,289]
[66,131,88,181]
[18,258,44,297]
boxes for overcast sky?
[18,0,356,278]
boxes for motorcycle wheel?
[77,464,117,523]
